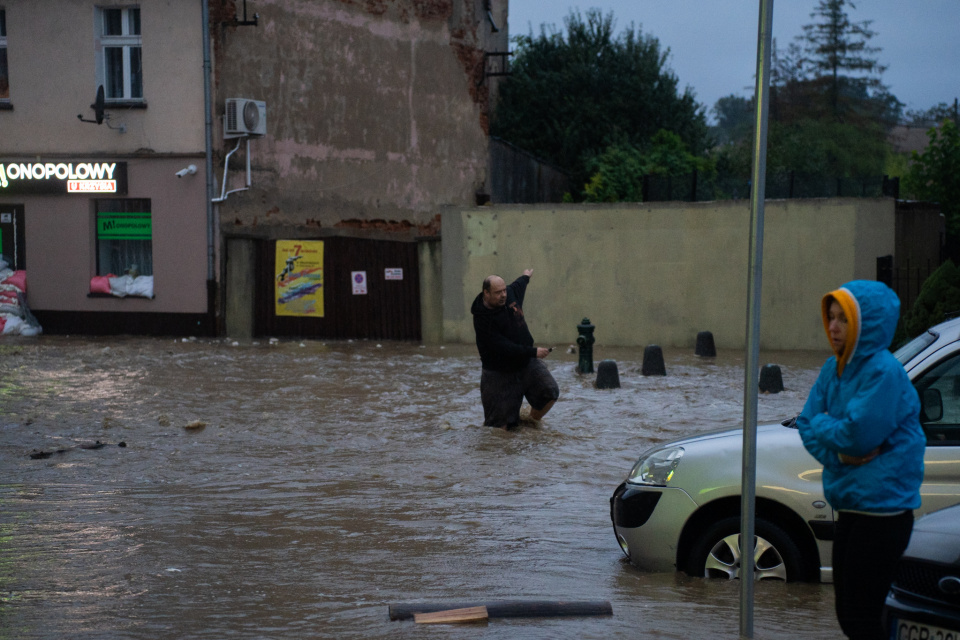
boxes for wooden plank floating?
[390,600,613,621]
[414,606,488,624]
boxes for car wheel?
[685,516,809,581]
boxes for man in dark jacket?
[471,269,559,428]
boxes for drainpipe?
[202,0,216,334]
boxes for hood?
[821,280,900,376]
[471,292,496,317]
[650,420,790,449]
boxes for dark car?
[883,503,960,639]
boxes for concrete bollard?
[695,331,716,357]
[595,359,621,389]
[759,364,784,393]
[641,345,666,376]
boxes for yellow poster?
[275,240,324,317]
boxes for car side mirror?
[921,388,943,423]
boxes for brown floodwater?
[0,336,843,639]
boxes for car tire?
[685,516,810,582]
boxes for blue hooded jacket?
[797,280,925,512]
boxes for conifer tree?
[796,0,894,122]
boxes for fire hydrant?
[576,317,595,374]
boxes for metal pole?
[740,1,774,637]
[202,2,216,282]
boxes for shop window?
[0,9,9,102]
[95,198,152,277]
[96,6,142,101]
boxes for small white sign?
[67,180,117,193]
[385,268,403,281]
[351,271,368,295]
[0,213,11,223]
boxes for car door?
[908,343,960,515]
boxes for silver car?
[610,316,960,582]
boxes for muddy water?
[0,337,842,639]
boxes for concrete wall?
[224,237,256,340]
[442,198,897,351]
[213,0,507,231]
[418,236,443,343]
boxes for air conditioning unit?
[224,98,267,137]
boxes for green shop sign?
[97,213,152,240]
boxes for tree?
[712,3,900,185]
[581,145,645,203]
[581,130,711,202]
[711,95,753,146]
[796,0,894,123]
[492,9,708,193]
[903,120,960,251]
[905,101,960,128]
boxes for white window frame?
[95,6,142,102]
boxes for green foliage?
[711,95,754,146]
[903,120,960,236]
[582,145,645,202]
[581,131,713,202]
[645,129,709,175]
[712,117,889,180]
[492,9,709,193]
[768,118,888,176]
[899,260,960,342]
[906,102,960,128]
[883,151,911,181]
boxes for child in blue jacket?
[798,280,925,640]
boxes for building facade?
[0,0,507,338]
[0,0,211,334]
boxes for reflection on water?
[0,337,839,638]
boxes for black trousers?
[833,510,914,640]
[480,359,559,428]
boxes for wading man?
[471,269,559,428]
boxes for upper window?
[0,9,9,102]
[97,7,142,101]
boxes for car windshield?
[894,330,939,365]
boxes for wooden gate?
[254,236,421,340]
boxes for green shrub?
[899,259,960,342]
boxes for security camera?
[176,164,198,178]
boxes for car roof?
[930,315,960,341]
[900,315,960,372]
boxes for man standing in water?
[471,269,559,428]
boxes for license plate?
[892,618,960,640]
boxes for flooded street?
[0,336,843,639]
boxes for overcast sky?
[506,1,960,122]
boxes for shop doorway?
[0,204,25,269]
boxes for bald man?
[470,269,559,428]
